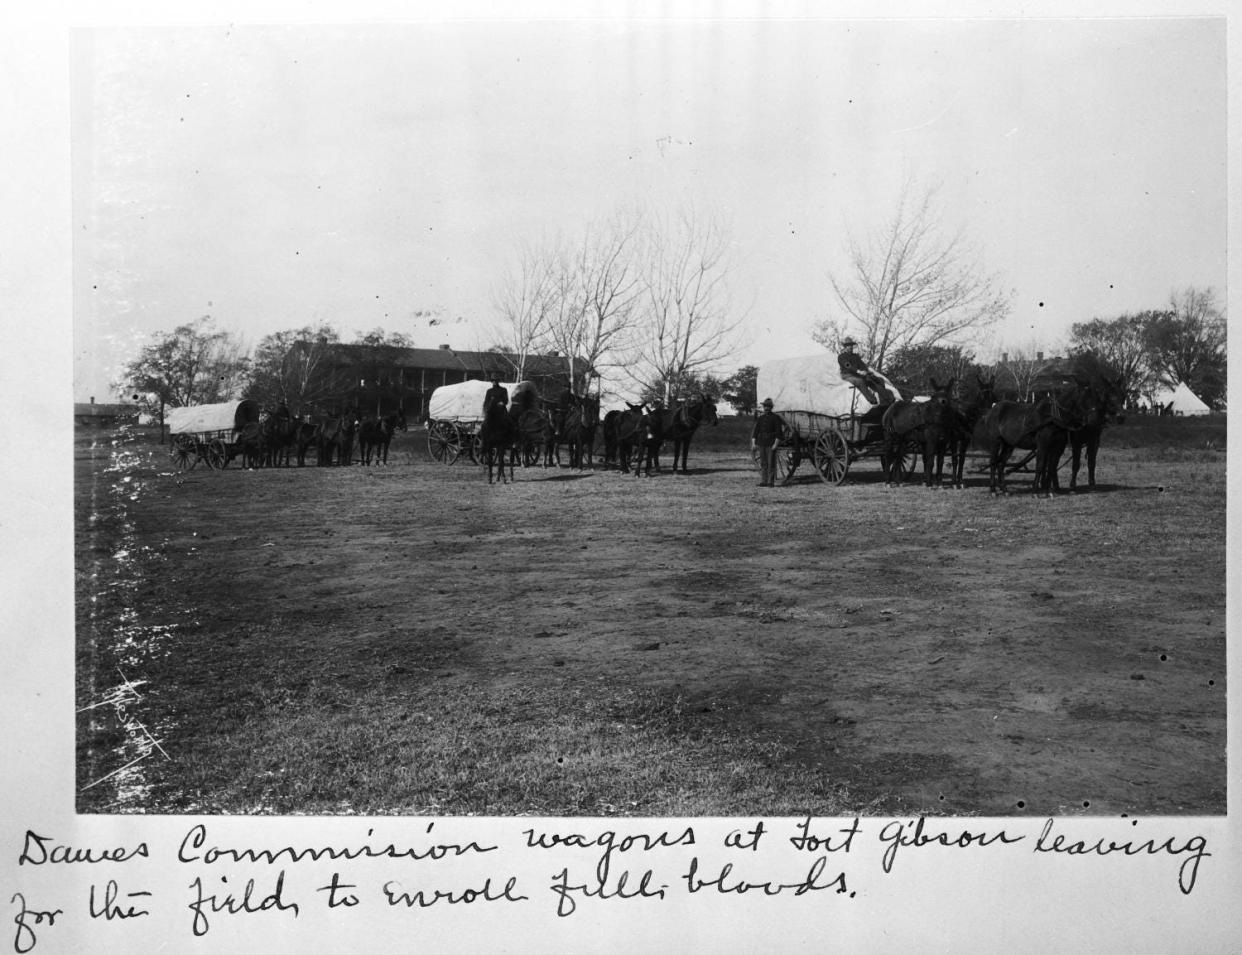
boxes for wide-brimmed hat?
[841,337,857,348]
[762,397,774,408]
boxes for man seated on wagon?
[482,376,509,416]
[837,338,897,405]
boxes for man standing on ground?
[751,397,787,487]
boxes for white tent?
[1150,381,1211,416]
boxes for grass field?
[75,413,1226,817]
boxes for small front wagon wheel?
[893,444,918,484]
[812,430,849,485]
[776,447,797,484]
[205,438,228,470]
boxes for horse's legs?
[991,441,1014,494]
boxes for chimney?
[1036,351,1044,361]
[1000,353,1008,364]
[438,344,450,350]
[90,396,95,404]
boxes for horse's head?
[928,377,956,406]
[699,393,719,427]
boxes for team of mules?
[601,394,719,477]
[236,408,407,468]
[878,358,1124,496]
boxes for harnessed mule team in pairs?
[166,402,407,471]
[164,346,1122,494]
[754,344,1125,495]
[427,376,720,485]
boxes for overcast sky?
[72,17,1226,401]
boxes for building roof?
[316,343,579,376]
[74,402,140,418]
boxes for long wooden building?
[285,343,588,419]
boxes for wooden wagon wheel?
[776,447,798,484]
[812,429,850,485]
[878,438,920,484]
[204,438,229,470]
[522,442,541,467]
[751,443,798,482]
[427,421,458,464]
[467,430,484,465]
[170,434,197,471]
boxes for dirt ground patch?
[75,424,1226,817]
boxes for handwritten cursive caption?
[8,818,1210,951]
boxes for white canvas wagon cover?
[757,354,902,416]
[427,379,537,421]
[165,400,261,435]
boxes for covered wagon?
[755,354,914,485]
[425,379,538,464]
[164,400,261,470]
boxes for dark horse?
[292,420,320,466]
[976,386,1102,496]
[1066,372,1126,492]
[507,388,555,468]
[260,406,299,467]
[655,394,718,474]
[562,394,601,470]
[358,410,407,466]
[945,374,998,489]
[881,378,956,487]
[1022,352,1126,493]
[479,401,518,484]
[1068,394,1123,491]
[604,403,646,473]
[316,413,360,466]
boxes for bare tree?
[628,205,746,402]
[490,241,557,380]
[991,345,1049,400]
[814,178,1011,371]
[1143,286,1227,407]
[246,324,343,415]
[1067,313,1157,406]
[544,211,643,394]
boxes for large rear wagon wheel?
[812,430,850,485]
[170,434,197,471]
[429,422,464,464]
